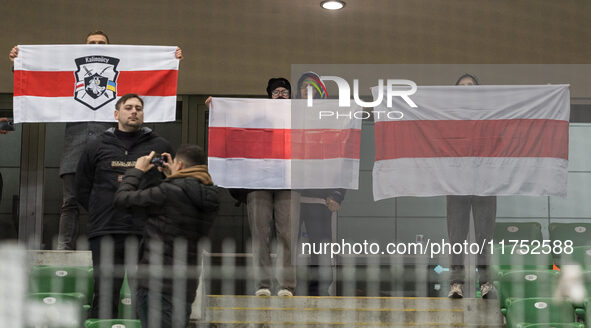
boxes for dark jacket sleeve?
[75,145,95,211]
[327,189,346,204]
[165,141,175,158]
[113,168,167,208]
[301,188,346,204]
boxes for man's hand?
[158,152,173,177]
[8,46,18,62]
[326,197,340,212]
[135,151,156,172]
[0,117,10,135]
[205,96,213,109]
[175,47,183,61]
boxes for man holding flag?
[8,31,183,250]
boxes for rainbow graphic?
[298,72,328,99]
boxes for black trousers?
[89,234,140,319]
[57,173,80,250]
[298,203,334,296]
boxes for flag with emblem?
[13,45,179,123]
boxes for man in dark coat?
[76,93,174,318]
[114,144,219,328]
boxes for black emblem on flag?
[74,56,120,110]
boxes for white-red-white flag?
[372,85,570,200]
[208,98,362,189]
[13,45,179,123]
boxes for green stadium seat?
[28,292,88,328]
[574,297,591,325]
[584,271,591,290]
[494,222,543,243]
[118,274,134,319]
[496,270,559,310]
[29,266,94,306]
[491,246,554,279]
[559,246,591,269]
[504,297,576,328]
[549,223,591,247]
[515,324,585,328]
[85,318,141,328]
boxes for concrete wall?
[1,1,591,95]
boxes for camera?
[0,120,14,131]
[150,153,167,167]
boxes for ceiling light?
[321,1,345,10]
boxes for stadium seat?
[494,222,543,243]
[118,274,134,319]
[28,292,88,328]
[584,271,591,290]
[490,245,554,279]
[572,297,590,324]
[549,223,591,247]
[504,297,576,328]
[559,246,591,269]
[29,266,94,306]
[515,324,585,328]
[496,270,559,310]
[85,318,142,328]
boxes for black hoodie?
[75,127,173,238]
[113,166,220,300]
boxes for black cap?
[266,77,291,98]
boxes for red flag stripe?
[13,70,178,97]
[208,127,361,160]
[375,119,568,160]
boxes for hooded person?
[295,72,345,296]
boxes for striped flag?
[208,98,362,189]
[13,45,179,123]
[372,85,570,200]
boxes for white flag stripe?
[210,98,362,130]
[210,98,290,129]
[373,157,568,200]
[14,45,179,71]
[13,96,176,123]
[291,100,363,130]
[291,159,359,189]
[208,157,360,189]
[372,84,570,122]
[208,157,291,189]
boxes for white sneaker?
[448,283,464,299]
[255,288,271,296]
[480,282,497,299]
[277,289,293,297]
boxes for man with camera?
[76,93,173,318]
[114,145,219,328]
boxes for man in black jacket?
[113,144,219,328]
[76,93,174,319]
